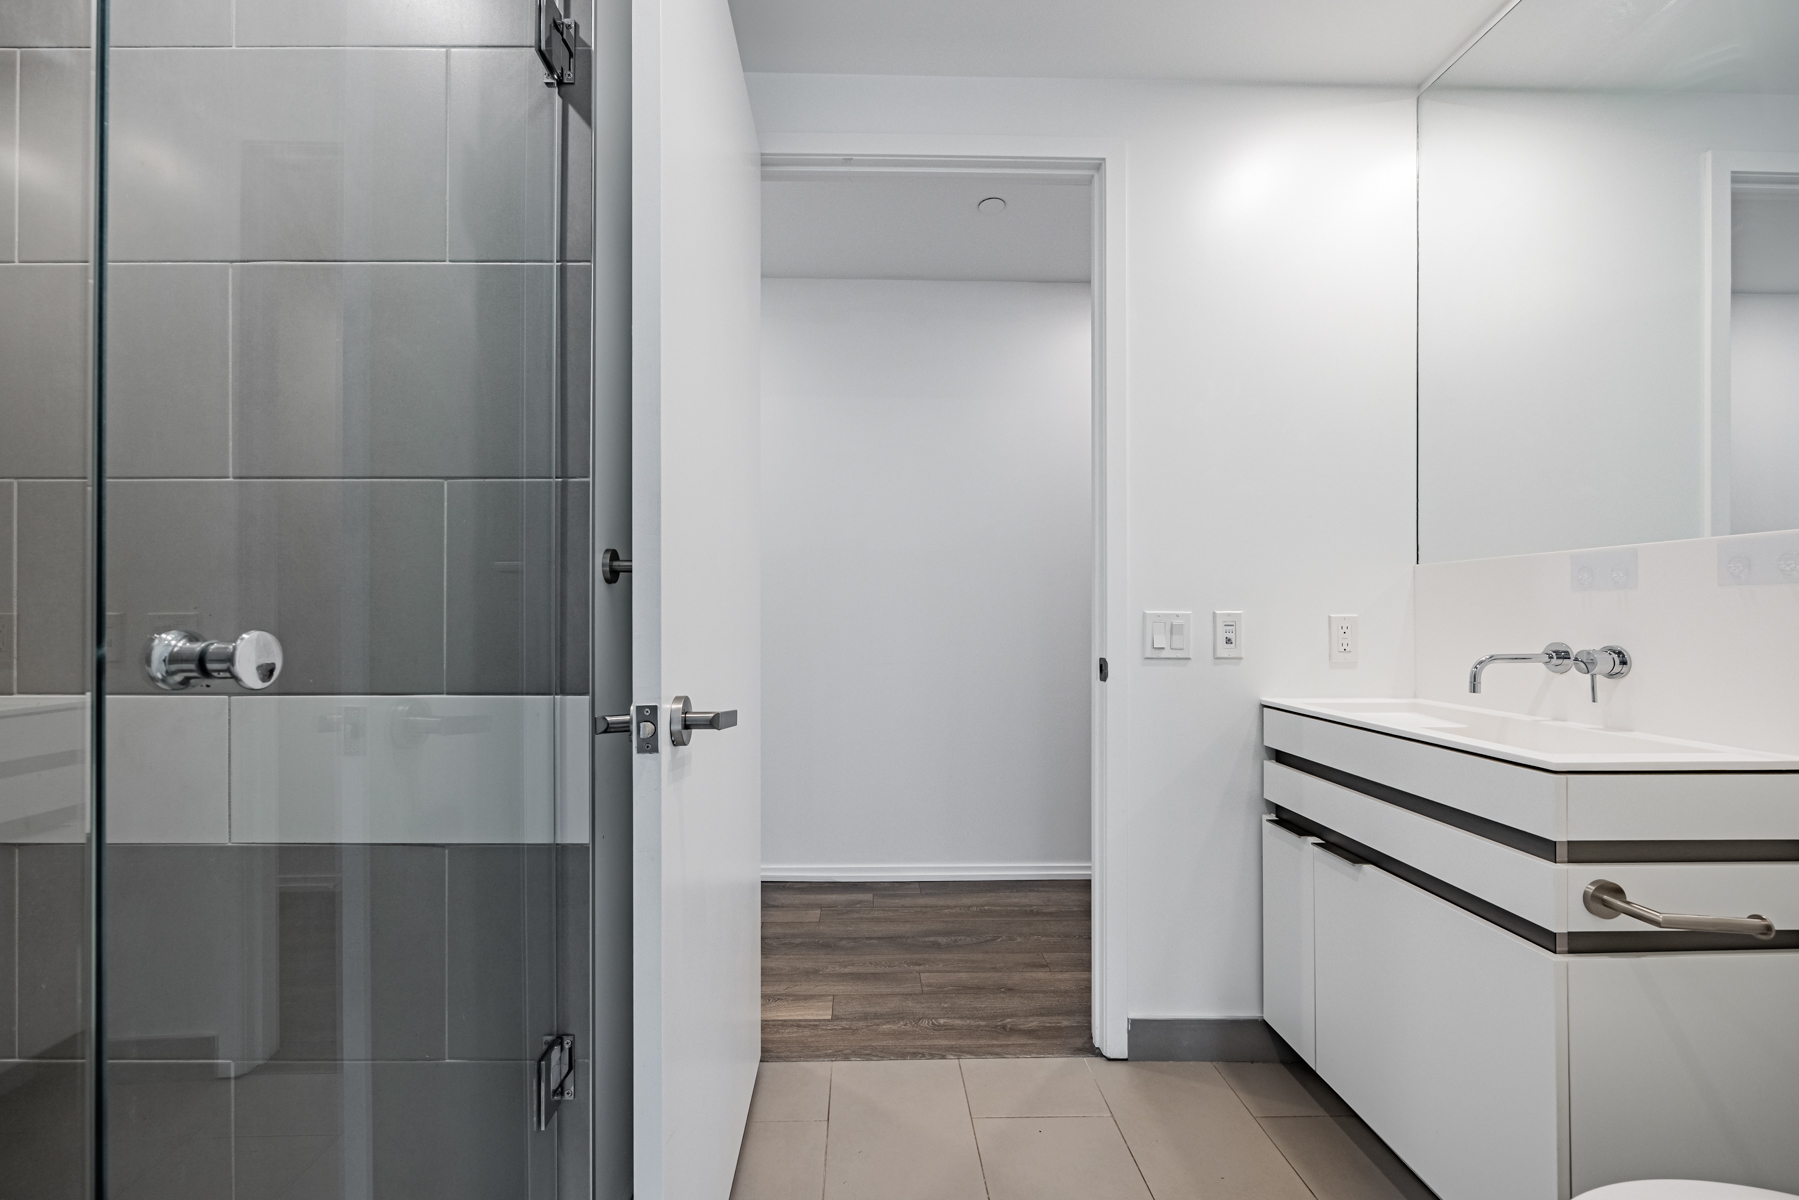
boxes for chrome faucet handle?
[146,629,284,691]
[1573,645,1630,702]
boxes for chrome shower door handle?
[146,629,284,691]
[668,695,739,746]
[1583,879,1775,940]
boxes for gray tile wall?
[0,841,588,1199]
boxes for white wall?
[749,75,1418,1021]
[1415,530,1799,758]
[1418,89,1799,563]
[761,277,1093,878]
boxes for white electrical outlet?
[1213,611,1243,659]
[1143,611,1193,659]
[1329,614,1358,665]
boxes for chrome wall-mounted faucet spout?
[1468,642,1573,693]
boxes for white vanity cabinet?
[1261,700,1799,1200]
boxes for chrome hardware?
[1468,642,1573,693]
[146,629,283,691]
[668,695,739,747]
[596,713,631,735]
[601,549,632,584]
[536,0,577,86]
[1573,645,1631,702]
[635,704,659,754]
[1583,879,1775,940]
[536,1034,576,1130]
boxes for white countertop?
[1261,697,1799,772]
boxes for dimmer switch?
[1144,611,1192,659]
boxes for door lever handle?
[596,713,631,734]
[1583,879,1775,940]
[669,695,738,746]
[601,549,632,584]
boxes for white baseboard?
[762,862,1092,882]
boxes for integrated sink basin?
[1262,697,1799,772]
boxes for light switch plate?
[1213,611,1243,659]
[1329,614,1358,665]
[1143,611,1193,659]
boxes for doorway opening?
[756,154,1111,1059]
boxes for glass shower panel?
[0,1,98,1197]
[93,1,597,1198]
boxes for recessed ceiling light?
[977,196,1007,214]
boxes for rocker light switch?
[1144,612,1192,659]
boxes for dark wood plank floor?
[760,879,1097,1061]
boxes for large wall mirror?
[1418,0,1799,562]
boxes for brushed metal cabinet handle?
[1584,879,1775,940]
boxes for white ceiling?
[729,0,1504,87]
[1433,0,1799,93]
[762,172,1092,283]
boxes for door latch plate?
[536,1034,576,1130]
[635,704,659,754]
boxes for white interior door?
[630,0,763,1196]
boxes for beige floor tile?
[960,1057,1111,1117]
[764,996,834,1020]
[1088,1060,1313,1200]
[1258,1116,1437,1200]
[1215,1062,1351,1117]
[748,1062,833,1123]
[823,1060,987,1200]
[974,1117,1153,1200]
[731,1119,828,1200]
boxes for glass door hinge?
[536,0,577,86]
[536,1034,576,1130]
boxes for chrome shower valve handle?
[1573,644,1630,702]
[145,629,284,691]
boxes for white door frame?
[759,134,1131,1059]
[1702,149,1799,537]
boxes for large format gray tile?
[237,0,532,48]
[448,845,530,1061]
[106,265,230,478]
[731,1119,827,1200]
[371,1061,537,1200]
[0,53,17,262]
[0,266,88,477]
[0,1059,83,1200]
[17,50,88,262]
[106,846,280,1066]
[448,49,559,262]
[1258,1116,1437,1200]
[234,264,555,479]
[960,1057,1110,1118]
[102,480,446,695]
[0,1,88,49]
[560,480,591,695]
[1088,1060,1314,1200]
[107,1060,233,1200]
[1,482,15,695]
[823,1060,986,1200]
[269,845,450,1063]
[110,49,445,262]
[560,263,594,478]
[447,481,556,694]
[15,481,86,695]
[111,0,231,47]
[15,843,85,1060]
[746,1061,831,1123]
[974,1116,1153,1200]
[0,848,15,1056]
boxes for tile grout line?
[957,1059,996,1200]
[1081,1057,1160,1200]
[226,265,234,479]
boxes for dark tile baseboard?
[1128,1018,1299,1063]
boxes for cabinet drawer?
[1314,851,1567,1200]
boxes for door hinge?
[536,0,577,87]
[537,1034,576,1130]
